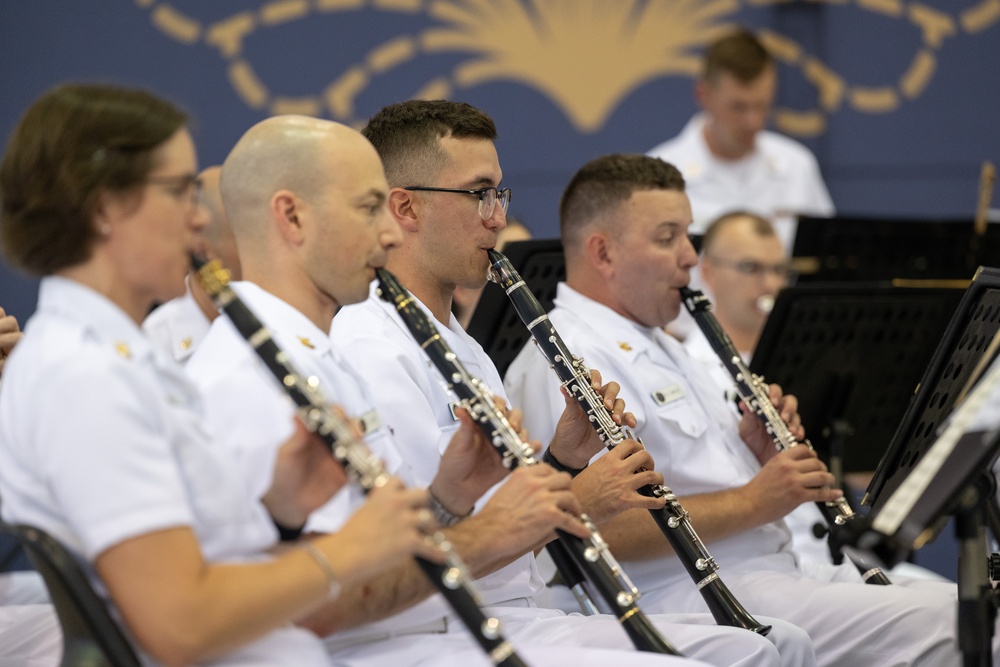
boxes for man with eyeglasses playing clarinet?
[332,99,818,666]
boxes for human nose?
[484,198,507,232]
[189,200,210,233]
[680,235,699,268]
[762,269,786,291]
[378,208,403,251]
[744,105,768,133]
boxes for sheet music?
[873,354,1000,537]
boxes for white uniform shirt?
[0,277,327,666]
[505,283,795,596]
[142,280,211,364]
[186,281,463,644]
[331,286,545,606]
[647,112,835,252]
[683,326,835,565]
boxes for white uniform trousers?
[325,605,818,666]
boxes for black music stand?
[749,283,965,473]
[792,216,1000,283]
[860,267,1000,667]
[858,347,1000,667]
[467,236,702,377]
[867,267,1000,511]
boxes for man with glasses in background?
[682,211,790,374]
[683,211,950,581]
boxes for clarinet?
[486,250,770,635]
[681,286,892,586]
[375,268,683,656]
[191,258,526,667]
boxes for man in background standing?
[647,27,834,251]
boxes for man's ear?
[272,190,305,245]
[584,231,616,280]
[388,187,419,233]
[694,78,711,111]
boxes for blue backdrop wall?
[2,0,999,322]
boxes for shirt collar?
[553,283,663,362]
[366,278,500,381]
[37,276,154,363]
[367,277,462,334]
[229,281,334,357]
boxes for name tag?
[358,409,382,434]
[651,385,685,406]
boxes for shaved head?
[222,116,371,242]
[218,115,397,325]
[194,165,241,278]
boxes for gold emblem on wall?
[137,0,1000,136]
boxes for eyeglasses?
[404,185,511,220]
[146,173,203,208]
[705,255,793,279]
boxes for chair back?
[0,522,140,667]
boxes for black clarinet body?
[192,258,526,667]
[680,286,892,586]
[375,268,682,656]
[487,250,770,635]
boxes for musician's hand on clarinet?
[474,465,589,557]
[738,382,805,465]
[571,439,667,523]
[500,398,539,452]
[743,447,843,524]
[328,478,447,582]
[0,307,22,378]
[769,384,805,439]
[431,407,512,517]
[263,416,350,530]
[549,369,636,469]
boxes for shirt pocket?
[652,399,708,440]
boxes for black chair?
[0,522,140,667]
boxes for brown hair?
[560,154,685,248]
[0,83,187,275]
[702,28,773,84]
[362,100,496,187]
[701,210,776,254]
